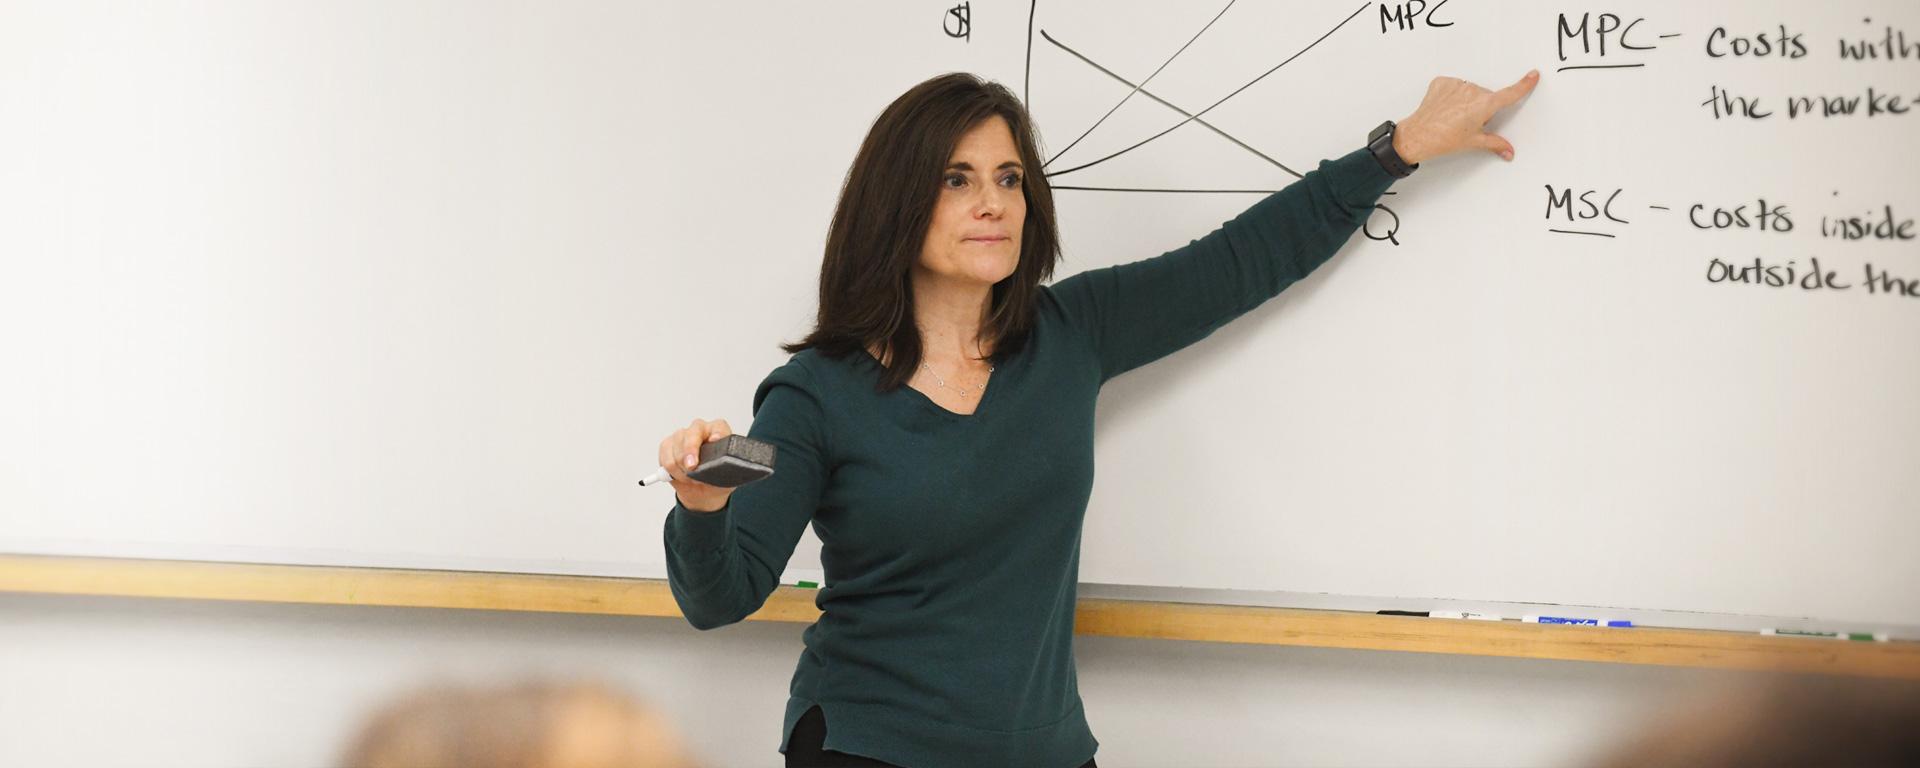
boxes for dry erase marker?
[1376,610,1502,620]
[1430,610,1503,621]
[1524,614,1632,627]
[1761,629,1889,642]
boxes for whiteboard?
[2,0,1915,633]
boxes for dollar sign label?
[944,2,970,42]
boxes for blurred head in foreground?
[1591,673,1920,768]
[340,680,698,768]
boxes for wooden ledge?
[4,554,1915,680]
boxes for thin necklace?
[920,360,994,398]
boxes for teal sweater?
[664,149,1395,767]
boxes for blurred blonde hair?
[340,680,698,768]
[1591,673,1920,768]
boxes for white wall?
[0,593,1757,768]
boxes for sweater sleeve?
[1045,148,1395,384]
[662,358,828,630]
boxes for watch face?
[1369,121,1392,143]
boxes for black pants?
[785,705,1098,768]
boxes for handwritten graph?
[1022,0,1403,243]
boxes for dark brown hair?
[780,72,1061,392]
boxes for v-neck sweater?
[664,149,1396,768]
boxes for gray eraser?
[686,434,777,488]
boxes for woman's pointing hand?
[1393,69,1540,165]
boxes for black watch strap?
[1368,120,1418,178]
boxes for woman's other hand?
[658,417,735,513]
[1393,69,1540,165]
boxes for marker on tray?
[1431,610,1503,621]
[1375,610,1502,620]
[1761,628,1889,642]
[1524,614,1632,627]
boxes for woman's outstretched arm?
[1047,71,1540,384]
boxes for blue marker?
[1524,614,1632,627]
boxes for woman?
[657,70,1539,768]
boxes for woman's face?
[918,115,1026,288]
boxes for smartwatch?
[1367,120,1419,178]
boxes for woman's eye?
[1001,174,1023,188]
[943,174,966,189]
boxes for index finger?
[681,422,707,468]
[1489,69,1540,111]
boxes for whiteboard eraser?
[684,435,777,487]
